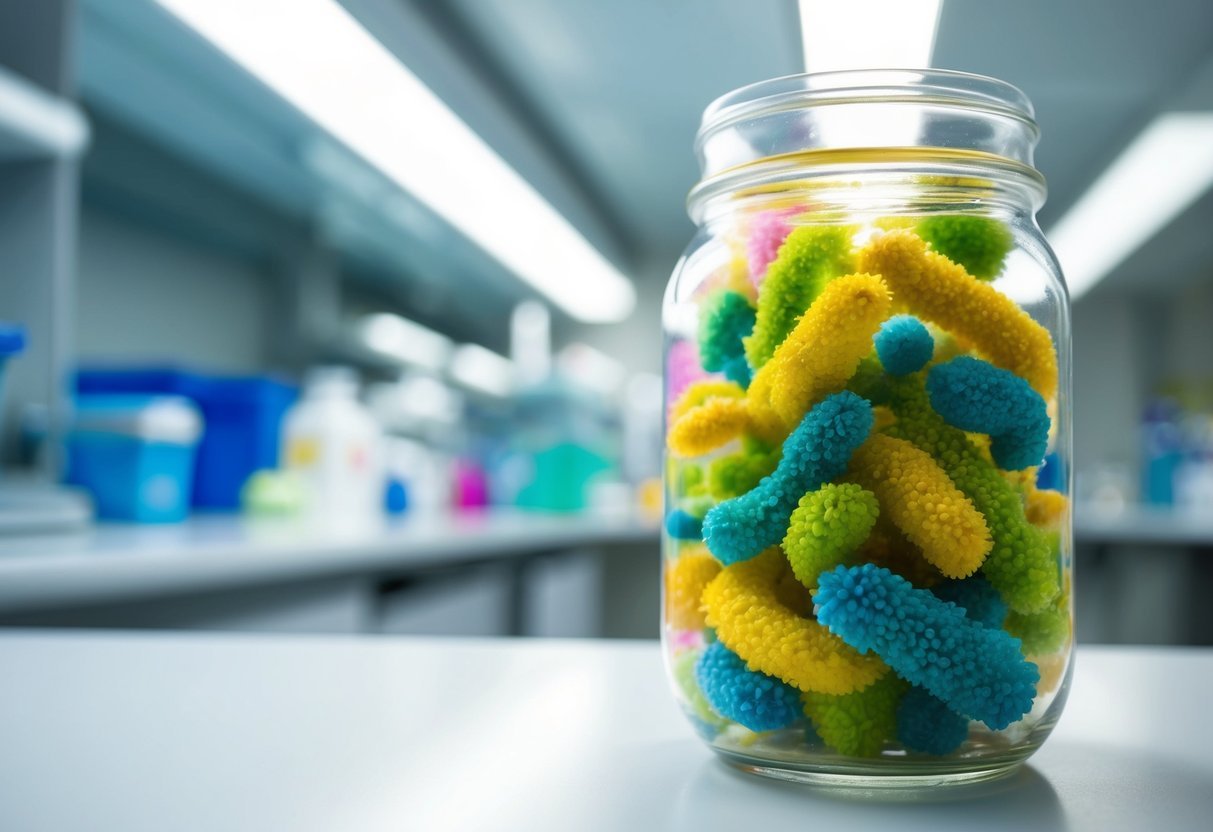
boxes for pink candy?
[745,206,802,288]
[667,340,707,410]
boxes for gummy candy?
[815,563,1039,730]
[874,315,935,377]
[702,391,872,565]
[848,434,992,579]
[665,547,722,630]
[885,376,1060,614]
[703,549,888,695]
[665,509,703,540]
[927,356,1050,470]
[782,483,879,590]
[673,649,729,730]
[745,206,800,287]
[803,673,909,757]
[745,225,856,368]
[916,215,1013,280]
[756,273,891,433]
[696,641,803,732]
[858,229,1057,399]
[896,686,970,755]
[698,290,755,380]
[932,576,1008,630]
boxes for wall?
[74,207,270,372]
[1071,292,1144,484]
[561,257,667,375]
[1071,283,1213,494]
[1158,282,1213,387]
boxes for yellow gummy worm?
[702,548,888,695]
[748,273,892,436]
[669,275,891,454]
[667,397,751,458]
[848,434,992,579]
[669,380,744,423]
[857,230,1057,400]
[664,546,722,630]
[1026,487,1068,529]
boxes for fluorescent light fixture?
[0,63,90,158]
[156,0,635,322]
[799,0,942,73]
[358,313,451,371]
[449,344,515,398]
[1049,112,1213,300]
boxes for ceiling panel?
[431,0,1213,296]
[432,0,803,263]
[932,0,1213,226]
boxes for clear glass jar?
[661,70,1072,786]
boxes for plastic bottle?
[281,367,382,526]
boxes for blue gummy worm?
[932,576,1008,630]
[814,563,1039,730]
[665,509,703,540]
[897,686,970,755]
[926,356,1050,470]
[721,354,753,389]
[874,315,934,377]
[702,391,873,565]
[700,291,756,374]
[695,641,802,732]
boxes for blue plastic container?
[0,324,25,405]
[0,325,25,468]
[76,368,297,510]
[67,395,202,523]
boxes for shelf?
[1074,503,1213,547]
[0,64,88,161]
[0,510,658,613]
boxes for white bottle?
[282,367,383,527]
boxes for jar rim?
[689,69,1046,220]
[697,69,1038,148]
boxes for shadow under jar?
[661,70,1073,787]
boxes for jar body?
[661,133,1073,782]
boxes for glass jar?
[661,70,1072,786]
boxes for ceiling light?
[1048,112,1213,300]
[358,313,451,371]
[799,0,942,74]
[449,344,515,398]
[156,0,635,322]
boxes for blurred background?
[0,0,1211,644]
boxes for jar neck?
[689,147,1046,228]
[689,70,1046,226]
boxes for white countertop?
[0,633,1208,831]
[0,511,657,612]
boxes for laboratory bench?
[1074,503,1213,645]
[0,633,1208,831]
[1075,502,1213,547]
[0,511,659,636]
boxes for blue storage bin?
[0,324,25,404]
[67,395,202,523]
[76,368,297,510]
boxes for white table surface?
[0,511,657,612]
[0,633,1209,832]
